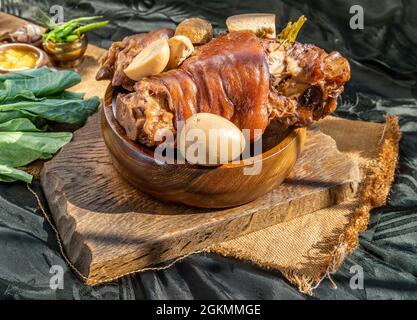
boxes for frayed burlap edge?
[322,115,401,283]
[207,115,401,295]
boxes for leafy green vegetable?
[0,165,32,183]
[0,97,99,125]
[0,68,100,183]
[0,110,25,124]
[0,90,85,104]
[50,91,85,100]
[0,67,51,83]
[0,70,81,103]
[0,118,46,132]
[278,15,307,43]
[0,131,72,167]
[0,89,37,104]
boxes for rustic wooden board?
[41,113,359,285]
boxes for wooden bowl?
[0,43,47,73]
[101,85,306,208]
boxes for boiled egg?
[178,113,246,165]
[124,38,170,81]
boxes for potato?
[166,35,194,69]
[178,113,246,165]
[124,38,170,81]
[175,17,213,45]
[226,13,276,38]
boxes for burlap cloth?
[1,13,401,295]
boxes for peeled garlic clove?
[124,38,170,81]
[178,113,246,166]
[175,17,213,45]
[226,13,276,39]
[166,35,194,69]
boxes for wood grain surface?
[41,113,359,285]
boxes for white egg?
[178,113,246,165]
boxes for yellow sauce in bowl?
[0,47,38,70]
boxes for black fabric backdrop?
[0,0,417,299]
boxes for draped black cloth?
[0,0,416,299]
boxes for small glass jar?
[43,34,88,68]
